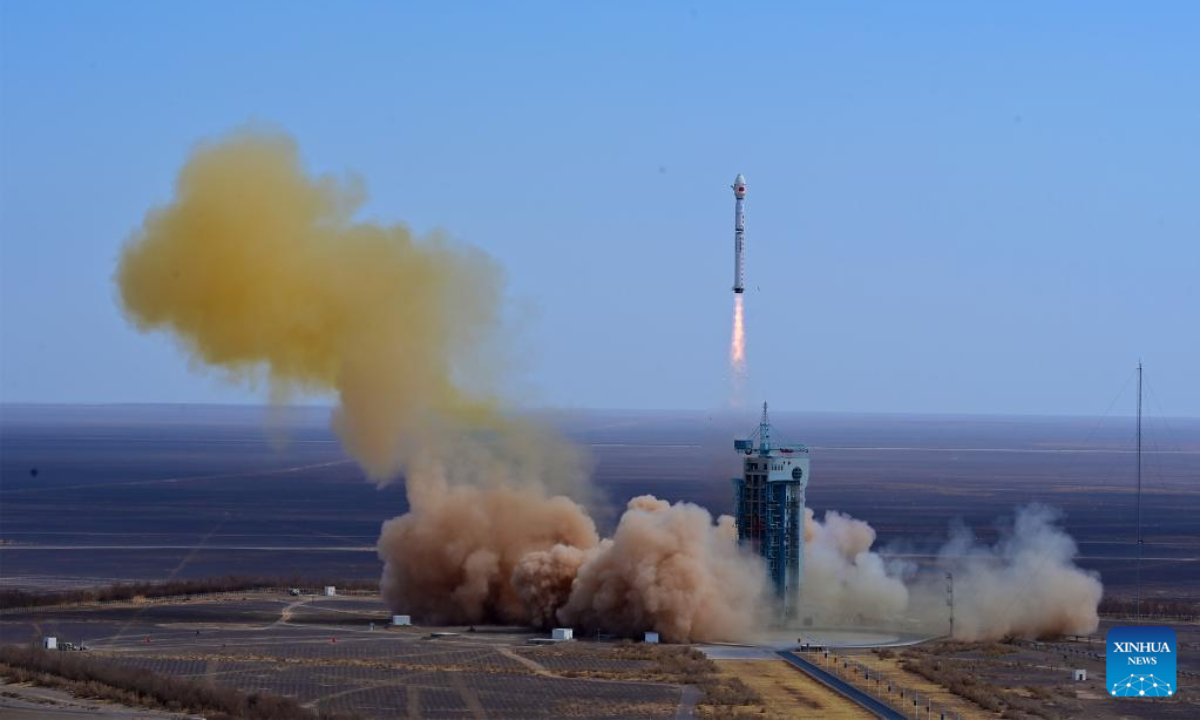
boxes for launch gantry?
[732,402,809,618]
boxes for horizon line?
[0,401,1194,422]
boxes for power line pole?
[946,572,955,639]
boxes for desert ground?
[2,405,1197,718]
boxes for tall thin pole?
[946,572,955,639]
[1136,361,1143,623]
[759,401,770,451]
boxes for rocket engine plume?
[730,295,746,405]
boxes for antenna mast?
[1136,361,1143,623]
[946,572,955,639]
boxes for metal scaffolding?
[732,402,809,617]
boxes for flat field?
[2,405,1197,598]
[0,593,684,719]
[837,623,1200,720]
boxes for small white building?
[644,632,660,644]
[392,615,411,626]
[43,637,57,650]
[551,628,574,641]
[324,586,337,597]
[1073,669,1087,682]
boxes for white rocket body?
[732,174,746,294]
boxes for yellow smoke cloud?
[117,129,503,480]
[116,129,774,643]
[117,130,1098,644]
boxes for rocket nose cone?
[733,173,747,197]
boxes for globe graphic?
[1110,675,1173,697]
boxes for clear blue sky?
[1,2,1197,416]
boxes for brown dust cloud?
[118,129,1101,642]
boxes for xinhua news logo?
[1106,626,1176,697]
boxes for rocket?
[732,173,746,294]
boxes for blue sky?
[1,2,1197,415]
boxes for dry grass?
[898,654,1076,720]
[704,660,873,720]
[557,644,765,715]
[853,651,999,720]
[0,645,359,719]
[551,699,678,718]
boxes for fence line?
[795,646,963,720]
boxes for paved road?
[674,685,700,719]
[777,651,906,720]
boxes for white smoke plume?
[800,504,1103,640]
[926,504,1103,640]
[801,509,911,624]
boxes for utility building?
[733,402,809,617]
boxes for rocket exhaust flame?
[730,295,746,405]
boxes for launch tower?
[732,402,809,617]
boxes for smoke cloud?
[117,129,768,643]
[556,496,768,642]
[928,504,1103,640]
[119,129,1101,644]
[117,129,504,482]
[380,480,768,642]
[800,504,1103,640]
[802,509,911,623]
